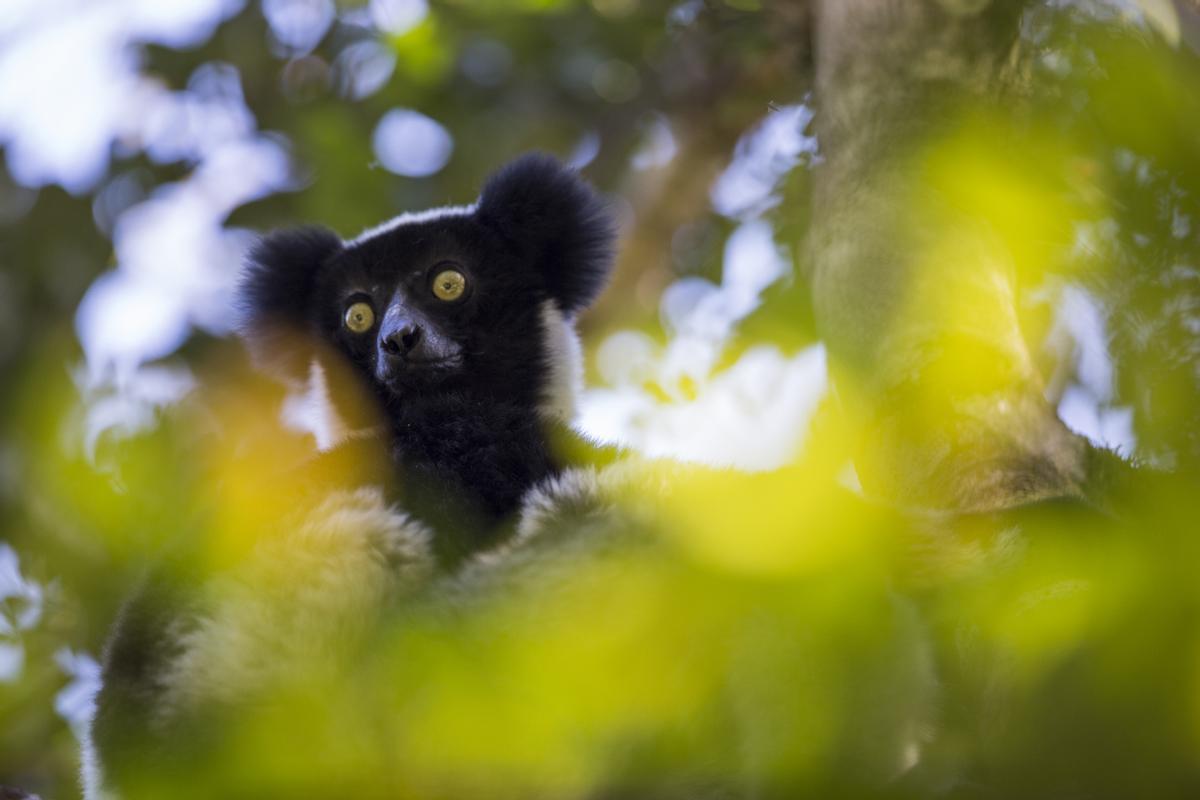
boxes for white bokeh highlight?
[369,0,429,35]
[263,0,335,53]
[77,134,292,384]
[55,648,103,740]
[576,105,826,470]
[0,543,45,683]
[1049,285,1137,454]
[0,0,245,193]
[372,108,454,177]
[711,102,818,220]
[334,40,397,100]
[580,346,827,471]
[579,208,819,470]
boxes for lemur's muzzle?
[380,318,423,359]
[374,295,462,386]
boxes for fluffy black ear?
[236,226,343,383]
[476,153,616,315]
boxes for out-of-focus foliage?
[1025,4,1200,469]
[1,0,1199,798]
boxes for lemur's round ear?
[236,226,343,384]
[476,153,616,315]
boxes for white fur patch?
[155,488,433,721]
[347,203,476,246]
[476,459,679,566]
[539,300,585,421]
[281,359,348,451]
[282,360,384,452]
[513,467,607,546]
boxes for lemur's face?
[238,154,615,420]
[312,212,553,409]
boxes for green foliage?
[1,2,1200,798]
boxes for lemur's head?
[238,154,615,422]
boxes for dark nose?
[380,321,423,358]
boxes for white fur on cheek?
[282,359,384,452]
[540,300,584,421]
[281,360,347,451]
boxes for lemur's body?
[86,155,619,798]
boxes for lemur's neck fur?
[391,397,558,514]
[381,392,607,563]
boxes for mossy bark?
[809,0,1097,512]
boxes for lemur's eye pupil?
[343,301,375,333]
[432,268,467,301]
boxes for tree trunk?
[808,0,1095,512]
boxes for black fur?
[476,153,616,315]
[237,153,618,555]
[237,225,343,383]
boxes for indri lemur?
[240,152,618,556]
[86,154,620,799]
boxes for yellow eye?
[343,301,375,333]
[432,269,467,301]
